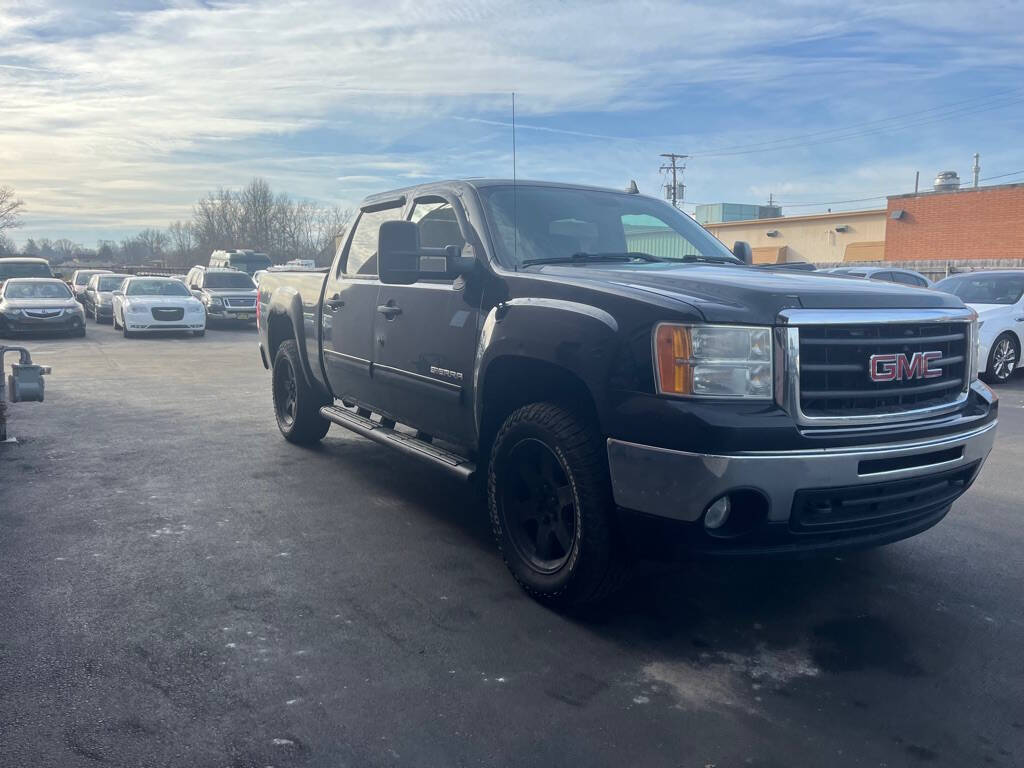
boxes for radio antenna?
[512,91,518,270]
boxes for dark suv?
[185,266,258,325]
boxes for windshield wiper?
[520,251,663,267]
[676,254,740,265]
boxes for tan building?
[704,208,887,264]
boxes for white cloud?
[1,0,1022,242]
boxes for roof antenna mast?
[512,91,518,269]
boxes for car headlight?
[187,303,203,314]
[207,296,223,307]
[654,323,773,399]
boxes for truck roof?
[360,178,634,210]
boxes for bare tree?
[52,238,81,262]
[0,186,25,233]
[0,233,17,256]
[167,220,197,267]
[136,227,169,259]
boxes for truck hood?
[530,263,962,324]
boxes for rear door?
[371,195,481,445]
[321,201,405,409]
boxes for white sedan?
[111,277,207,338]
[935,270,1024,384]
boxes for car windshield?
[478,185,739,268]
[205,272,256,290]
[74,271,104,285]
[0,261,52,280]
[125,279,191,297]
[4,280,72,299]
[935,275,1024,305]
[97,275,128,291]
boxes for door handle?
[377,304,402,318]
[326,295,345,310]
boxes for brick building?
[884,182,1024,261]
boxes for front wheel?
[488,402,624,607]
[982,332,1019,385]
[272,339,330,444]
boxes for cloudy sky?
[2,0,1023,245]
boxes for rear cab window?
[342,204,405,276]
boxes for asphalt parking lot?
[2,323,1023,767]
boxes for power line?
[979,169,1024,182]
[687,89,1021,157]
[692,95,1024,158]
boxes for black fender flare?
[472,298,619,436]
[266,287,322,394]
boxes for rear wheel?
[272,339,330,444]
[983,333,1018,384]
[488,402,624,607]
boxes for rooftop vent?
[933,170,960,192]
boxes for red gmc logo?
[869,351,943,382]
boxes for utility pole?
[768,192,775,207]
[660,153,688,208]
[973,153,981,188]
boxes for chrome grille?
[798,321,968,418]
[224,297,256,308]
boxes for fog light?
[704,496,731,529]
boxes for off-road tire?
[488,402,624,608]
[982,332,1019,385]
[272,339,330,444]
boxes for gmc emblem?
[869,351,943,382]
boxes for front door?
[372,197,482,446]
[322,202,404,409]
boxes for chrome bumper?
[607,420,997,523]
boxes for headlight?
[187,303,203,314]
[207,296,223,307]
[654,323,773,399]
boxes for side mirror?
[733,241,753,265]
[190,289,203,298]
[378,220,476,285]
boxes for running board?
[320,405,476,481]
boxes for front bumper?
[608,418,997,554]
[1,311,84,334]
[206,307,257,322]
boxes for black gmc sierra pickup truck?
[257,179,997,606]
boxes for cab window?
[344,205,404,276]
[410,200,466,249]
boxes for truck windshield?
[478,185,739,269]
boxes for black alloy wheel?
[500,437,577,573]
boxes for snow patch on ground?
[641,643,820,712]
